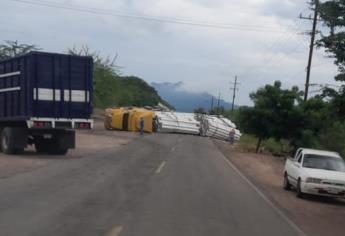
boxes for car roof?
[301,148,341,158]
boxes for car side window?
[295,149,301,159]
[295,152,302,162]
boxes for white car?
[284,148,345,198]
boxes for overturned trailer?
[154,111,241,142]
[200,115,241,141]
[154,111,200,135]
[104,107,242,142]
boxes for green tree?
[194,107,206,114]
[318,0,345,81]
[209,106,225,115]
[68,45,172,109]
[238,106,272,153]
[0,40,40,60]
[291,96,330,149]
[238,81,302,153]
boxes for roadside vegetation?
[200,0,345,158]
[68,46,172,109]
[1,1,344,158]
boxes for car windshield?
[303,154,345,172]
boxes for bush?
[262,138,293,157]
[291,129,321,151]
[319,122,345,159]
[237,134,259,153]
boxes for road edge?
[217,149,307,236]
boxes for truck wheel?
[283,173,292,191]
[296,179,305,198]
[1,128,23,154]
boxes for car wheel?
[296,179,305,198]
[283,173,291,191]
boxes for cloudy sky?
[0,0,339,105]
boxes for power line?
[9,0,287,33]
[239,18,306,80]
[238,6,315,82]
[240,12,319,85]
[245,40,304,84]
[22,0,282,30]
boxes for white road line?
[106,225,123,236]
[155,161,166,174]
[219,154,307,236]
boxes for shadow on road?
[3,149,82,160]
[302,194,345,206]
[287,188,345,206]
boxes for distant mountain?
[151,82,233,112]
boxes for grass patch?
[262,138,293,157]
[237,134,258,153]
[237,134,293,156]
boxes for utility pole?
[230,76,239,112]
[217,92,221,115]
[300,0,319,101]
[210,96,214,112]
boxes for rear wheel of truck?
[1,127,24,154]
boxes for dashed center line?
[155,161,166,174]
[106,225,123,236]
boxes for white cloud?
[0,0,339,105]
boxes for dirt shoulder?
[0,120,137,179]
[215,140,345,236]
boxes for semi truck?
[0,51,93,155]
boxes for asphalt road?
[0,133,304,236]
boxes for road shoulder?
[214,140,345,236]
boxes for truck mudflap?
[30,129,75,155]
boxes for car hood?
[304,168,345,181]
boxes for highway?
[0,133,304,236]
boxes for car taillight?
[33,121,52,128]
[75,122,91,129]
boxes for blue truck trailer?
[0,51,93,155]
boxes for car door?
[288,152,303,186]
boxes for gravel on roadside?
[215,140,345,236]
